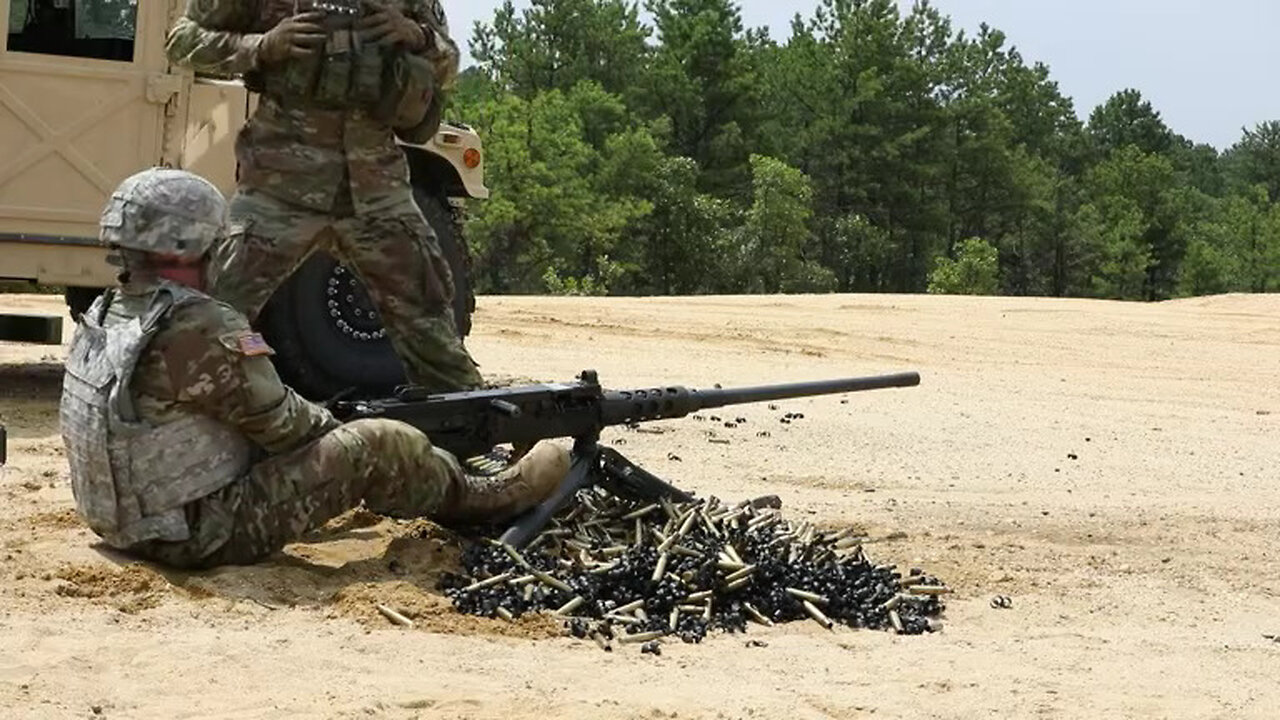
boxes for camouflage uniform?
[165,0,483,391]
[64,169,568,570]
[67,280,467,569]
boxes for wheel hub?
[325,265,387,342]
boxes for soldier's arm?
[404,0,460,89]
[165,0,266,76]
[152,302,340,455]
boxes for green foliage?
[731,155,834,293]
[455,0,1280,299]
[927,237,1000,295]
[1087,89,1176,158]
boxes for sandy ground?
[0,291,1278,719]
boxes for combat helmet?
[99,168,227,260]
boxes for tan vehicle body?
[0,0,487,289]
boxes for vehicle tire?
[255,187,474,401]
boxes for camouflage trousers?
[129,419,463,569]
[211,188,483,391]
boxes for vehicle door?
[0,0,177,242]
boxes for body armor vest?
[61,286,252,548]
[249,0,434,130]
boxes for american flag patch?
[236,333,274,357]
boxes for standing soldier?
[165,0,483,391]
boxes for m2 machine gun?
[333,370,921,548]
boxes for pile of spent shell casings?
[440,488,948,651]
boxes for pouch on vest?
[375,52,434,130]
[349,39,386,107]
[265,50,322,102]
[314,28,355,107]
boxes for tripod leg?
[598,447,694,503]
[498,445,600,549]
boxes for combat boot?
[436,441,570,525]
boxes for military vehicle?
[0,0,488,399]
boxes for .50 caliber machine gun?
[332,370,921,547]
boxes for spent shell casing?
[533,571,574,595]
[743,602,774,627]
[880,594,902,611]
[588,562,619,575]
[589,630,612,652]
[716,509,743,526]
[463,572,513,592]
[834,536,863,550]
[650,552,670,584]
[657,535,678,554]
[376,603,414,628]
[523,584,536,602]
[684,590,714,603]
[785,587,828,605]
[703,600,712,622]
[509,574,537,586]
[717,559,745,572]
[613,599,645,615]
[802,600,834,630]
[677,510,697,538]
[723,565,757,583]
[498,542,533,570]
[724,577,752,593]
[700,510,721,537]
[670,544,702,559]
[748,515,780,534]
[831,526,859,541]
[619,630,667,645]
[724,545,744,564]
[555,596,586,615]
[889,609,904,633]
[677,604,704,613]
[668,607,680,630]
[622,503,660,520]
[604,613,642,626]
[496,607,515,622]
[634,608,648,621]
[600,545,630,558]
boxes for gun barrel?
[694,371,920,409]
[600,371,919,426]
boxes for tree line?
[444,0,1280,299]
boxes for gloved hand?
[258,11,327,65]
[357,0,428,50]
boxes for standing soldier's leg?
[210,189,331,321]
[334,201,483,391]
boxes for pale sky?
[447,0,1280,151]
